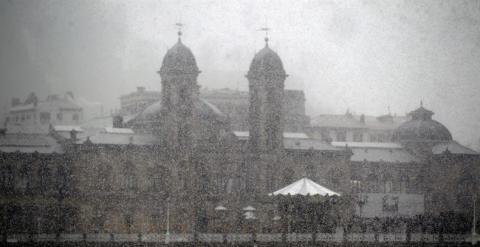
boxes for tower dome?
[393,105,452,142]
[247,45,286,79]
[159,39,199,76]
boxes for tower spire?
[175,22,183,43]
[259,26,270,47]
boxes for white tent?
[269,177,340,196]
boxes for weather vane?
[259,26,270,46]
[175,22,183,40]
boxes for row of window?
[320,130,391,142]
[0,164,70,195]
[9,112,80,124]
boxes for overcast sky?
[1,0,480,148]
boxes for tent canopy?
[269,177,340,196]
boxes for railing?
[2,232,478,244]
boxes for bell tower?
[158,24,200,158]
[247,29,287,153]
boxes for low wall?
[1,232,478,246]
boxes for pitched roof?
[348,147,419,163]
[0,133,64,153]
[311,114,408,130]
[232,131,339,151]
[432,141,478,155]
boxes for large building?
[5,92,83,133]
[119,86,162,116]
[310,111,408,142]
[119,87,309,132]
[0,30,478,243]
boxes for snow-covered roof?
[79,133,159,146]
[432,141,478,155]
[0,133,64,154]
[233,131,309,140]
[269,177,340,196]
[233,131,339,151]
[104,127,134,134]
[348,147,419,163]
[332,142,403,149]
[53,125,84,132]
[283,138,341,151]
[284,132,309,139]
[10,103,35,112]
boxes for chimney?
[360,114,365,124]
[113,115,124,128]
[66,91,74,99]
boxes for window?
[383,174,394,193]
[366,174,379,193]
[40,112,51,124]
[97,164,111,191]
[39,164,50,194]
[151,214,161,232]
[1,165,15,191]
[353,131,363,142]
[282,168,295,186]
[56,165,69,195]
[382,195,399,212]
[122,162,137,191]
[213,173,224,194]
[124,213,133,233]
[150,168,168,192]
[400,175,409,193]
[226,178,233,194]
[18,165,32,193]
[351,176,363,193]
[57,113,63,121]
[72,113,79,121]
[93,208,106,233]
[336,130,347,142]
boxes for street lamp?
[214,205,227,233]
[165,197,170,244]
[243,206,257,247]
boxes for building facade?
[5,92,83,133]
[0,31,478,240]
[310,111,408,143]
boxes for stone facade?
[0,33,478,238]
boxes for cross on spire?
[175,22,183,42]
[259,26,270,47]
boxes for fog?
[1,0,480,148]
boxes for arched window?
[1,165,14,191]
[39,163,50,194]
[150,166,169,192]
[121,161,137,191]
[366,174,379,193]
[56,165,69,197]
[3,165,15,191]
[306,164,316,180]
[350,174,363,193]
[383,173,394,193]
[400,174,409,193]
[18,164,32,193]
[93,207,106,233]
[414,175,425,193]
[97,164,111,191]
[327,168,342,189]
